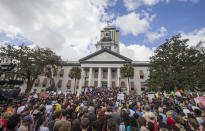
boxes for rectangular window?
[103,70,107,79]
[139,70,144,79]
[67,80,71,89]
[141,82,145,91]
[59,69,64,77]
[140,75,144,79]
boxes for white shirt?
[39,126,49,131]
[46,105,53,114]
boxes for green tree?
[45,67,58,92]
[120,63,134,94]
[69,66,81,94]
[146,35,205,92]
[0,44,62,93]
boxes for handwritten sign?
[117,93,124,100]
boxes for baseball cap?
[23,115,33,123]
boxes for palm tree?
[120,63,134,94]
[69,66,81,94]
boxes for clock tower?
[96,27,120,53]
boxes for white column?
[126,78,129,94]
[88,67,93,87]
[78,68,85,94]
[98,68,102,87]
[116,68,120,87]
[107,68,111,88]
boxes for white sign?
[57,89,62,94]
[117,93,124,100]
[33,94,38,98]
[85,88,88,93]
[194,98,200,103]
[148,94,155,99]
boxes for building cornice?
[79,61,132,64]
[79,49,132,62]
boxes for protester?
[0,87,204,131]
[7,114,20,131]
[81,118,90,131]
[53,109,71,131]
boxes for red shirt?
[1,119,7,129]
[167,117,176,126]
[154,121,158,131]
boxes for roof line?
[79,49,132,62]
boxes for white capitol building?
[23,27,150,95]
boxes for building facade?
[21,27,150,94]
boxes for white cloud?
[177,0,200,3]
[120,43,155,61]
[179,27,205,47]
[0,0,160,62]
[145,26,167,43]
[116,11,166,43]
[116,12,156,36]
[123,0,199,10]
[123,0,169,11]
[0,0,114,60]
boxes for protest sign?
[33,93,38,98]
[197,97,205,106]
[57,88,62,94]
[148,94,155,99]
[40,91,47,97]
[117,93,124,100]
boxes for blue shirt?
[159,112,167,124]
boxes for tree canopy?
[146,35,205,92]
[0,44,62,93]
[120,63,134,94]
[69,66,81,94]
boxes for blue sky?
[110,0,205,47]
[0,0,204,61]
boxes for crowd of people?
[0,87,205,131]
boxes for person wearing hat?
[166,111,176,126]
[17,115,33,131]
